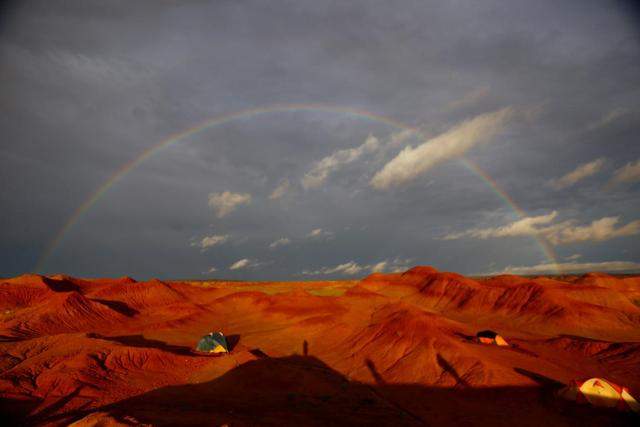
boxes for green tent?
[195,332,229,354]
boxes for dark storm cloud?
[1,0,639,279]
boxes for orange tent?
[558,378,639,413]
[476,330,509,346]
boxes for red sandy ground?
[1,267,639,426]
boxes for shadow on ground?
[91,299,140,317]
[87,334,195,356]
[86,333,242,357]
[6,345,634,427]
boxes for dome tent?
[195,331,229,354]
[475,330,509,346]
[558,378,639,413]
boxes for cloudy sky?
[1,0,639,280]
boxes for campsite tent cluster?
[559,377,640,413]
[194,330,638,414]
[471,330,638,413]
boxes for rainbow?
[35,103,560,273]
[462,160,560,270]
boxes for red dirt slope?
[1,267,639,426]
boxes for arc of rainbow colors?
[462,160,560,273]
[35,103,560,273]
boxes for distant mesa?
[3,273,52,287]
[402,266,439,276]
[582,272,615,278]
[361,265,439,284]
[88,276,138,286]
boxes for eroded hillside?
[1,268,639,426]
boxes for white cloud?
[295,128,420,192]
[269,237,291,249]
[302,258,412,276]
[208,191,252,218]
[487,260,640,275]
[307,228,323,237]
[302,261,366,276]
[443,212,640,245]
[371,107,513,190]
[550,158,606,190]
[370,261,388,273]
[202,267,218,274]
[327,261,364,275]
[442,211,558,240]
[478,211,558,239]
[49,50,153,88]
[587,108,627,131]
[370,257,413,273]
[610,159,640,186]
[545,217,640,245]
[269,179,290,200]
[388,260,413,273]
[306,228,334,240]
[229,258,250,270]
[388,129,417,148]
[565,254,582,261]
[445,87,489,112]
[229,258,268,271]
[192,234,229,250]
[302,134,380,189]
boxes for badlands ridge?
[1,267,640,426]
